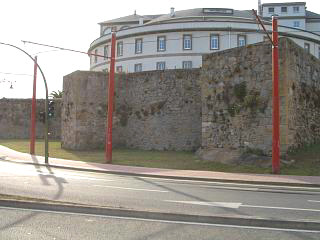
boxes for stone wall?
[0,98,61,139]
[61,69,201,151]
[200,38,320,156]
[285,39,320,151]
[62,38,320,156]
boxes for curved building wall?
[89,19,320,72]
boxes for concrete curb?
[0,198,320,232]
[2,158,320,188]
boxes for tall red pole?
[106,32,116,163]
[30,56,38,155]
[272,16,280,174]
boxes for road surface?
[0,160,320,239]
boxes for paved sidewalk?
[1,145,320,186]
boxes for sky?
[0,0,319,99]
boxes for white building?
[88,2,320,73]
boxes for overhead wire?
[0,71,33,77]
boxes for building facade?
[88,2,320,73]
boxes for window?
[268,7,274,13]
[304,43,310,53]
[116,66,123,72]
[104,45,108,60]
[103,28,111,35]
[94,49,98,63]
[157,36,166,51]
[293,21,300,28]
[281,7,287,13]
[182,61,192,69]
[135,38,143,54]
[210,34,219,50]
[293,6,299,13]
[134,63,142,72]
[238,35,246,47]
[117,41,123,56]
[156,62,166,70]
[183,35,192,50]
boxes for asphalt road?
[1,159,320,239]
[0,207,319,240]
[1,160,320,222]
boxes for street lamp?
[0,79,15,89]
[0,41,50,164]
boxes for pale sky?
[0,0,319,99]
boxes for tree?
[50,90,63,99]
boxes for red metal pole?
[30,56,38,155]
[272,16,280,174]
[105,32,116,163]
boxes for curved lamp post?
[0,41,49,164]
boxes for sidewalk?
[1,145,320,187]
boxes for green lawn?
[0,139,319,176]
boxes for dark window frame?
[210,34,220,50]
[182,61,192,69]
[157,36,166,52]
[104,45,108,60]
[293,21,300,28]
[156,61,166,70]
[304,43,310,53]
[183,34,192,50]
[135,38,143,54]
[117,41,123,57]
[134,63,142,72]
[94,49,98,63]
[116,66,123,72]
[237,35,247,47]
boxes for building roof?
[99,5,319,26]
[306,10,320,22]
[99,14,161,25]
[145,8,255,25]
[262,2,306,7]
[306,10,320,18]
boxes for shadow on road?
[135,176,249,217]
[0,155,67,233]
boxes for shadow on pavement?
[136,177,249,217]
[0,155,67,232]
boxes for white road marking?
[139,176,320,191]
[0,206,319,233]
[93,185,168,193]
[308,200,320,203]
[149,179,320,194]
[193,186,259,191]
[242,204,320,212]
[164,200,242,208]
[165,200,320,213]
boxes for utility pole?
[271,16,280,174]
[252,10,280,174]
[106,31,116,163]
[22,40,111,164]
[30,56,38,155]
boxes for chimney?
[139,17,144,25]
[170,7,175,17]
[134,10,137,15]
